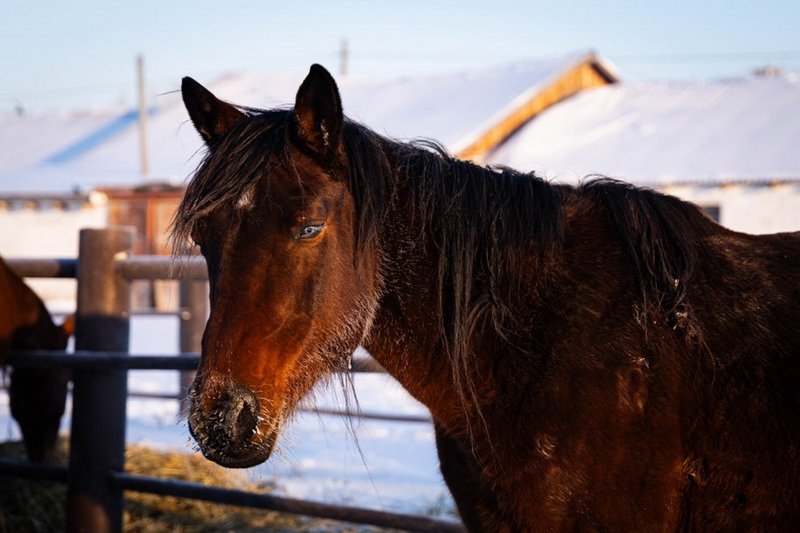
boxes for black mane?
[172,109,292,254]
[580,178,706,339]
[173,109,706,364]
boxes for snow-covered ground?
[0,315,455,518]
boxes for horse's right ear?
[292,64,344,163]
[182,77,245,146]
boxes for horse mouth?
[190,423,279,469]
[201,443,274,469]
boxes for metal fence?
[0,226,462,533]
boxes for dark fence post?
[178,280,207,416]
[68,227,134,533]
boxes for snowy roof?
[0,102,195,194]
[1,52,604,194]
[0,108,127,193]
[486,75,800,185]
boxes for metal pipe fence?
[0,227,460,533]
[1,351,431,423]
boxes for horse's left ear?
[182,77,245,146]
[60,314,75,340]
[293,64,344,163]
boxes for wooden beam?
[456,61,612,162]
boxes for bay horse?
[0,255,73,463]
[175,64,800,531]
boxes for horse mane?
[350,132,566,425]
[578,178,705,339]
[343,125,566,339]
[171,109,293,255]
[172,108,706,421]
[344,130,707,345]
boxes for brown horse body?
[0,256,72,462]
[176,65,800,531]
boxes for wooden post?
[340,39,349,77]
[178,280,207,416]
[136,54,149,178]
[67,227,134,533]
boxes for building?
[485,72,800,234]
[3,53,798,305]
[0,51,617,249]
[0,52,616,306]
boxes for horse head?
[178,65,380,467]
[9,312,74,463]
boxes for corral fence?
[0,226,463,533]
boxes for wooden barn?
[0,52,619,278]
[99,183,184,256]
[455,53,616,161]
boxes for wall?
[0,195,108,311]
[662,183,800,234]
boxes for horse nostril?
[233,400,258,442]
[227,387,259,444]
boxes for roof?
[486,74,800,186]
[0,108,124,192]
[0,52,609,194]
[190,51,613,154]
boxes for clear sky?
[1,0,798,110]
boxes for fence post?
[178,279,207,416]
[67,227,134,533]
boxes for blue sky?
[1,1,798,110]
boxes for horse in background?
[176,64,800,531]
[0,255,73,463]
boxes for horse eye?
[190,219,207,246]
[295,224,324,241]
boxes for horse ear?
[60,314,75,340]
[182,77,245,146]
[293,64,344,161]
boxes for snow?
[486,75,800,185]
[0,108,125,176]
[0,53,597,194]
[0,314,455,518]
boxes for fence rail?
[6,350,383,373]
[0,227,461,533]
[114,255,208,280]
[5,257,78,278]
[110,472,463,533]
[3,349,432,423]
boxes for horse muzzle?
[187,381,276,468]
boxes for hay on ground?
[0,439,391,532]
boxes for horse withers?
[175,64,800,531]
[0,256,73,463]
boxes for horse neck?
[0,258,58,344]
[361,145,551,428]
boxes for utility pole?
[136,54,149,178]
[340,39,349,77]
